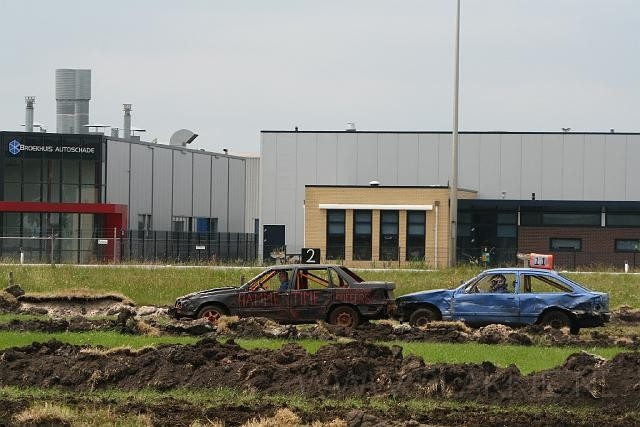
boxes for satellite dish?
[170,129,198,146]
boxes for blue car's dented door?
[450,272,520,324]
[516,271,576,325]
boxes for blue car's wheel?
[409,307,440,328]
[540,310,577,334]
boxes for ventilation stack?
[123,104,132,139]
[55,69,91,134]
[24,96,35,132]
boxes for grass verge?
[0,331,628,374]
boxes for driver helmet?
[490,274,507,290]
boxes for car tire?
[540,310,573,331]
[197,305,228,323]
[329,306,360,327]
[409,307,440,328]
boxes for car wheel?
[409,307,439,328]
[540,310,572,331]
[197,305,228,323]
[329,306,360,327]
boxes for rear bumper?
[359,302,396,320]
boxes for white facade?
[260,131,640,255]
[105,137,259,234]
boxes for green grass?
[1,385,638,426]
[392,341,625,374]
[0,332,627,374]
[2,264,640,308]
[0,331,199,349]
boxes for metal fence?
[0,231,258,264]
[459,246,640,271]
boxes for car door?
[451,272,519,325]
[517,272,575,325]
[237,268,290,322]
[289,266,334,322]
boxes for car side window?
[526,274,573,293]
[466,273,516,293]
[293,268,331,291]
[248,269,291,292]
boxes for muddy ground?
[1,291,640,426]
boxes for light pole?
[449,0,461,267]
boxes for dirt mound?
[0,338,638,412]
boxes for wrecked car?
[169,264,396,327]
[394,267,610,334]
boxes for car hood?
[397,288,452,301]
[179,286,238,300]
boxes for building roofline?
[261,130,640,136]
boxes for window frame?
[549,237,582,252]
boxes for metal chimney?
[123,104,132,139]
[24,96,35,132]
[55,69,91,134]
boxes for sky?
[1,0,639,155]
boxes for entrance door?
[263,224,285,262]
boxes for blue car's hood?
[397,288,452,301]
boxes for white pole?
[449,0,461,267]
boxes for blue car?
[394,268,610,334]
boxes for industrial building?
[4,69,640,268]
[0,70,259,264]
[260,130,640,269]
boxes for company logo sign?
[6,141,96,156]
[8,140,20,155]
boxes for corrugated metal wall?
[105,138,253,233]
[260,131,640,254]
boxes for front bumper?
[574,311,610,327]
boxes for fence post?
[50,234,55,266]
[113,227,117,263]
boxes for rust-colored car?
[169,264,396,327]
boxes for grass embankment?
[1,264,639,308]
[0,332,626,375]
[4,386,636,427]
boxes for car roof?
[267,264,344,270]
[482,267,560,274]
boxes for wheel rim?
[415,316,430,328]
[202,310,221,323]
[335,311,355,327]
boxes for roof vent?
[170,129,198,146]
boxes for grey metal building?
[260,130,640,267]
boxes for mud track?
[1,291,640,425]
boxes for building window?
[550,238,582,251]
[607,213,640,227]
[2,153,102,204]
[615,239,640,252]
[543,212,600,226]
[353,210,372,260]
[380,210,399,261]
[172,216,188,233]
[196,218,218,234]
[521,211,600,227]
[406,211,425,261]
[326,210,345,260]
[138,214,152,238]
